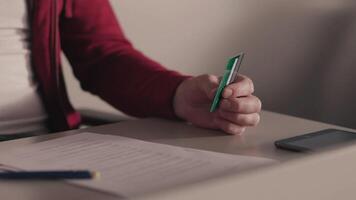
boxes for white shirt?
[0,0,48,134]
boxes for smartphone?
[275,129,356,152]
[210,52,244,112]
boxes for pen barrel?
[0,170,93,180]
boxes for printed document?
[0,132,276,197]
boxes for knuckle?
[247,96,262,112]
[239,114,256,126]
[244,77,254,94]
[216,118,245,134]
[225,123,245,134]
[255,114,261,125]
[240,75,254,94]
[241,115,252,125]
[225,123,235,133]
[205,74,217,83]
[233,126,245,134]
[249,113,260,126]
[235,83,244,94]
[223,123,236,134]
[198,74,210,81]
[237,78,254,95]
[249,80,255,93]
[247,99,257,112]
[239,127,247,134]
[255,97,262,111]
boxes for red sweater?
[30,0,188,132]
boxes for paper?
[0,132,275,197]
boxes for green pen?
[210,52,244,112]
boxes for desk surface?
[0,111,352,200]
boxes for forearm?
[60,0,190,118]
[84,46,189,118]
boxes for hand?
[173,74,261,134]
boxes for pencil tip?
[92,171,101,179]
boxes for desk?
[0,111,352,199]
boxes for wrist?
[173,78,191,121]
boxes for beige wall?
[62,0,356,128]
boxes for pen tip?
[92,171,101,179]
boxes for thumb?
[199,75,220,99]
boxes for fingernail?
[224,88,233,98]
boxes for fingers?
[214,118,246,135]
[222,75,254,98]
[216,95,261,134]
[218,111,260,127]
[213,112,260,135]
[207,74,260,134]
[220,95,262,114]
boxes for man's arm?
[60,0,262,134]
[60,0,188,118]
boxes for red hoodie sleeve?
[60,0,189,118]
